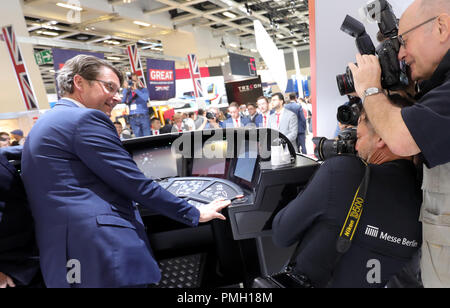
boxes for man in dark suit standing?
[247,102,262,127]
[21,55,230,288]
[284,93,307,154]
[0,149,40,288]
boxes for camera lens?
[313,137,337,161]
[336,66,356,96]
[337,105,359,126]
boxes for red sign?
[149,69,174,81]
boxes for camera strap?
[336,159,370,253]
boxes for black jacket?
[272,155,422,288]
[0,153,39,286]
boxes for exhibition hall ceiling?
[21,0,310,90]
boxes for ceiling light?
[276,34,284,39]
[133,21,151,27]
[104,40,121,45]
[293,41,298,45]
[250,48,258,53]
[37,31,59,36]
[107,56,121,61]
[229,43,237,48]
[56,3,83,11]
[222,12,237,19]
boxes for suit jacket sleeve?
[272,160,332,247]
[73,110,200,226]
[135,88,149,102]
[287,112,298,144]
[0,146,23,161]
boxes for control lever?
[230,194,245,203]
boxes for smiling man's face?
[79,66,121,117]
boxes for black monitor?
[234,140,258,183]
[191,140,228,178]
[133,146,179,180]
[192,158,226,176]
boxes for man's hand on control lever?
[348,53,383,99]
[198,198,231,223]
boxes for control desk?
[123,128,319,287]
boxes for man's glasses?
[90,79,120,95]
[397,16,438,47]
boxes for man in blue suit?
[21,55,230,288]
[224,103,251,128]
[0,148,41,288]
[284,93,307,154]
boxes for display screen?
[192,158,226,176]
[192,140,227,177]
[234,157,257,183]
[133,146,178,180]
[234,141,258,183]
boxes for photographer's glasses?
[397,16,438,47]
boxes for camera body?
[337,97,362,127]
[206,112,216,120]
[337,0,409,96]
[313,128,357,161]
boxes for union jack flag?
[126,44,147,88]
[187,54,204,98]
[2,25,38,110]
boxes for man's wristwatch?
[362,87,383,104]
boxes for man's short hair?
[150,117,161,125]
[247,102,257,108]
[229,102,239,109]
[271,92,285,103]
[289,93,297,101]
[198,109,205,116]
[257,96,269,103]
[57,55,123,97]
[113,121,122,126]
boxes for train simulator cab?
[123,128,319,288]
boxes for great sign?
[149,69,174,81]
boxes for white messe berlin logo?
[365,225,379,238]
[364,225,418,248]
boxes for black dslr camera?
[337,0,409,96]
[313,128,357,161]
[206,112,217,120]
[337,97,362,126]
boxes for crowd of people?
[114,93,314,155]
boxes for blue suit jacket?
[250,114,263,127]
[0,154,39,286]
[284,102,307,134]
[21,99,200,288]
[223,116,251,128]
